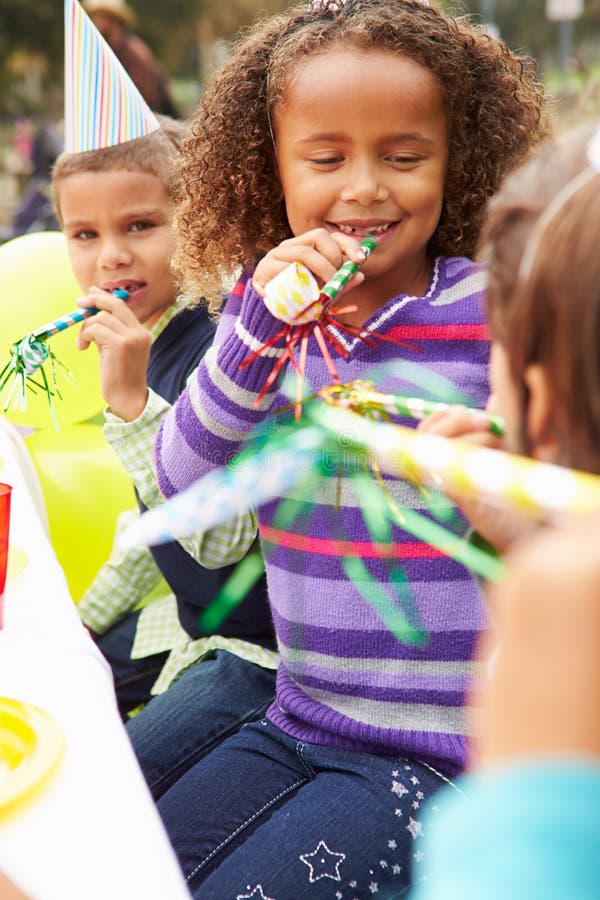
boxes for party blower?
[239,236,419,418]
[317,380,505,437]
[117,391,600,638]
[120,399,600,558]
[308,404,600,521]
[0,289,129,427]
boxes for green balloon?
[25,424,135,601]
[0,232,105,427]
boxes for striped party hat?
[64,0,159,153]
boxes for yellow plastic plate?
[0,697,64,823]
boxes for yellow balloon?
[25,424,136,601]
[0,232,105,428]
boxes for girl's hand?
[418,403,499,447]
[418,404,536,553]
[252,228,367,298]
[76,288,151,422]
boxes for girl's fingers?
[327,230,371,263]
[254,248,337,294]
[296,227,367,264]
[253,228,366,295]
[278,228,360,265]
[418,405,499,441]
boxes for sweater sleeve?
[155,272,288,498]
[105,386,258,567]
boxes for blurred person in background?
[0,119,62,241]
[7,116,34,193]
[82,0,179,117]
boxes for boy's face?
[59,169,177,328]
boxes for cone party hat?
[64,0,159,153]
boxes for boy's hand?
[76,288,151,422]
[252,228,367,298]
[417,404,536,553]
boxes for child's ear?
[523,364,558,462]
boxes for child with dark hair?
[52,117,276,784]
[152,2,548,896]
[414,122,600,900]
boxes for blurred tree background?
[1,0,599,118]
[463,0,600,61]
[0,0,291,118]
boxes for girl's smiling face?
[273,47,449,308]
[59,169,177,328]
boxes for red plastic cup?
[0,483,13,629]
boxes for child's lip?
[101,280,145,294]
[328,220,398,237]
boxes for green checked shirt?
[77,305,278,695]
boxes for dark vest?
[139,305,274,646]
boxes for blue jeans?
[126,650,276,800]
[95,610,169,721]
[158,718,452,899]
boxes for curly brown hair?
[177,0,549,312]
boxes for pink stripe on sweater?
[386,323,490,341]
[260,524,445,559]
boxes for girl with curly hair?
[153,1,548,896]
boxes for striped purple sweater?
[156,256,489,775]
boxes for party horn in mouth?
[263,235,378,325]
[247,237,381,416]
[319,234,379,306]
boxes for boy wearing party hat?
[53,0,276,795]
[52,114,276,714]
